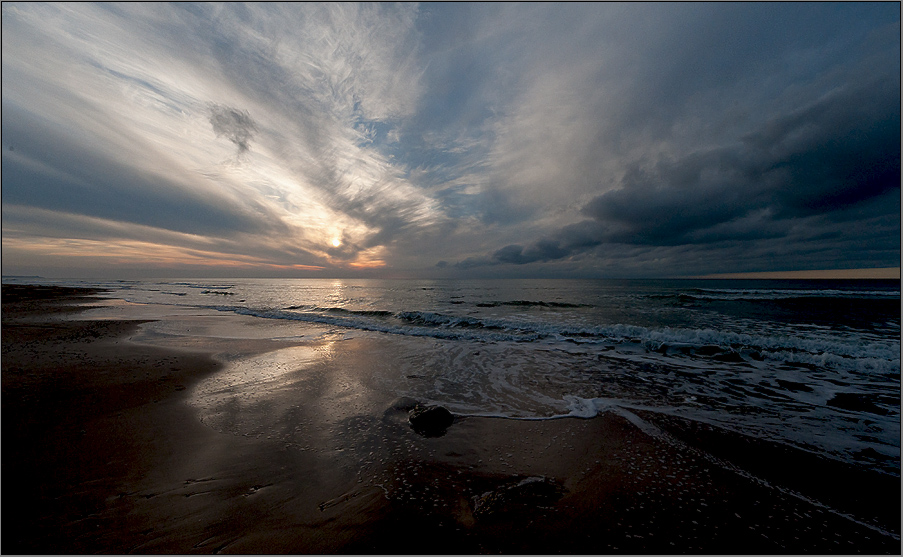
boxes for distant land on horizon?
[695,267,901,280]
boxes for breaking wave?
[203,304,900,375]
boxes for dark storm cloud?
[585,78,900,244]
[208,103,258,155]
[454,46,900,272]
[451,220,607,269]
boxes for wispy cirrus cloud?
[2,2,439,273]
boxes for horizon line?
[3,267,901,281]
[692,267,901,280]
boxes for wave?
[285,305,394,317]
[396,311,505,330]
[664,288,901,301]
[157,282,234,290]
[557,322,900,365]
[226,306,543,342]
[475,300,592,308]
[203,304,899,374]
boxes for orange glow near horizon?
[347,260,387,269]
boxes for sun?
[331,237,342,248]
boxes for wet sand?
[2,284,900,554]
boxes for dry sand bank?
[1,284,899,553]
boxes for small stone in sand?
[409,404,454,437]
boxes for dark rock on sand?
[409,404,454,437]
[472,476,565,521]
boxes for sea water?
[9,277,900,476]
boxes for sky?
[2,2,900,279]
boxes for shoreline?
[2,284,899,553]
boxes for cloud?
[1,105,285,238]
[448,7,900,274]
[452,103,900,272]
[208,104,257,155]
[582,76,900,245]
[2,3,439,273]
[1,204,332,272]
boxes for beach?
[2,284,900,554]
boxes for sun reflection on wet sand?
[186,345,330,461]
[190,344,328,410]
[187,338,400,446]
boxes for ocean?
[7,276,900,477]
